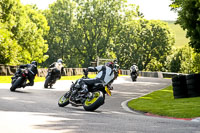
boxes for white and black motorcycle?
[44,68,61,88]
[130,66,138,82]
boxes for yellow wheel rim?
[59,96,68,104]
[84,92,100,106]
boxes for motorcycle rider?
[130,64,138,74]
[16,61,38,87]
[48,59,64,79]
[80,61,119,94]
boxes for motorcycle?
[130,67,138,82]
[58,69,115,111]
[10,69,28,91]
[44,68,61,88]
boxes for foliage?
[192,52,200,73]
[1,0,177,71]
[43,0,76,67]
[128,85,200,118]
[44,0,175,70]
[165,48,182,73]
[44,0,140,67]
[0,23,21,64]
[170,0,200,53]
[114,19,175,70]
[165,44,200,74]
[0,0,49,65]
[70,0,127,67]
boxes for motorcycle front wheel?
[58,91,71,107]
[10,77,23,92]
[83,91,105,111]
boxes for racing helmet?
[31,61,37,66]
[106,62,114,68]
[57,59,63,63]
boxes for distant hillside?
[164,21,189,48]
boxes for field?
[165,21,189,48]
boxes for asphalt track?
[0,76,200,133]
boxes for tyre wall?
[172,74,200,98]
[172,75,188,98]
[186,74,200,97]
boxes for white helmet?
[57,59,63,63]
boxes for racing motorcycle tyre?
[83,91,105,111]
[44,76,51,88]
[58,91,71,107]
[10,77,23,92]
[131,74,137,81]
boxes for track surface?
[0,76,199,133]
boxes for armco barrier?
[120,70,165,78]
[0,64,182,78]
[0,64,94,77]
[0,64,17,76]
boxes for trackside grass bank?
[0,76,45,83]
[128,85,200,118]
[0,75,97,83]
[0,75,127,83]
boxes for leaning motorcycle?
[10,69,28,91]
[58,69,116,111]
[44,68,60,88]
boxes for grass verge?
[0,76,46,83]
[0,75,97,83]
[128,85,200,118]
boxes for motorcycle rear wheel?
[83,91,105,111]
[10,77,23,92]
[44,76,51,88]
[131,74,137,81]
[58,91,70,107]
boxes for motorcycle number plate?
[105,86,111,96]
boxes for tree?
[0,0,49,65]
[44,0,174,69]
[44,0,140,67]
[0,23,21,64]
[166,45,200,74]
[170,0,200,53]
[114,19,175,70]
[70,0,128,67]
[43,0,76,67]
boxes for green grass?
[128,85,200,118]
[0,76,46,83]
[0,75,97,83]
[0,74,126,83]
[165,21,189,48]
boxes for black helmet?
[57,59,63,63]
[106,62,114,68]
[31,61,37,66]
